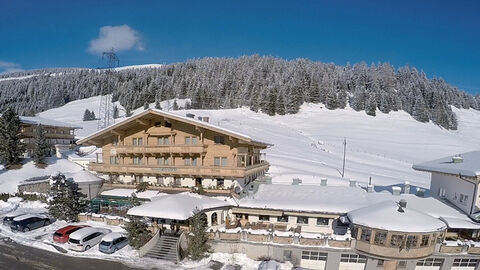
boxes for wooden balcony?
[111,144,207,155]
[88,161,269,178]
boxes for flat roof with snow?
[238,183,478,229]
[412,151,480,177]
[100,188,163,200]
[20,116,82,129]
[127,192,232,220]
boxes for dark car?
[2,211,26,226]
[10,214,52,232]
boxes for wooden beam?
[111,130,124,136]
[136,119,149,126]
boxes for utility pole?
[342,137,347,178]
[97,48,119,130]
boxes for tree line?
[0,55,478,129]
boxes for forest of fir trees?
[0,55,479,130]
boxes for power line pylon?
[97,48,119,130]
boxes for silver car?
[98,232,128,254]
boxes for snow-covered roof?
[238,183,478,230]
[20,116,81,129]
[127,192,232,220]
[347,201,447,233]
[100,188,163,200]
[440,216,480,230]
[413,151,480,177]
[65,170,103,183]
[77,109,271,147]
[101,232,125,242]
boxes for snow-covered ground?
[0,198,290,269]
[37,96,480,189]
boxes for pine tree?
[412,95,429,122]
[325,88,338,110]
[0,108,25,166]
[185,100,192,110]
[83,109,96,121]
[173,99,179,110]
[123,217,153,249]
[48,173,87,222]
[125,106,133,117]
[365,92,377,116]
[143,101,149,110]
[155,98,162,110]
[33,125,50,167]
[276,92,286,115]
[187,208,209,260]
[113,105,119,119]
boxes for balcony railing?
[110,144,208,155]
[88,161,269,178]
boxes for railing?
[111,144,207,155]
[139,230,161,257]
[88,162,269,178]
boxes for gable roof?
[412,151,480,177]
[77,108,271,147]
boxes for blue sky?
[1,0,479,93]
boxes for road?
[0,237,143,270]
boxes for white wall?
[339,262,366,270]
[300,260,326,270]
[430,173,476,215]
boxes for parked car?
[53,225,89,244]
[2,211,26,226]
[258,260,281,270]
[98,232,128,254]
[10,214,52,232]
[68,227,112,252]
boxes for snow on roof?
[64,170,103,183]
[347,201,447,233]
[238,184,478,229]
[127,192,232,220]
[77,109,271,146]
[20,116,81,129]
[412,151,480,177]
[101,232,125,242]
[440,216,480,230]
[100,188,161,200]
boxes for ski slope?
[35,96,480,190]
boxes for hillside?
[37,96,480,190]
[0,56,479,130]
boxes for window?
[185,136,191,145]
[259,215,270,221]
[453,258,479,267]
[214,157,228,167]
[390,234,403,247]
[397,261,407,269]
[416,258,444,267]
[420,235,429,247]
[301,251,327,261]
[133,137,143,146]
[360,228,371,242]
[277,215,288,222]
[165,121,172,127]
[110,156,119,164]
[133,156,143,165]
[406,235,418,248]
[377,260,384,267]
[157,157,169,166]
[158,137,169,145]
[340,254,367,263]
[191,136,198,144]
[459,194,469,205]
[184,158,191,166]
[184,136,197,144]
[374,231,387,245]
[214,136,225,144]
[192,157,197,166]
[296,216,308,224]
[316,217,329,226]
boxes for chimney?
[292,178,302,185]
[392,186,401,196]
[186,113,195,119]
[320,178,328,186]
[201,117,209,123]
[399,199,407,208]
[349,179,356,187]
[367,184,374,193]
[404,181,410,194]
[452,155,463,163]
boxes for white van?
[68,227,112,251]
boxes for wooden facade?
[77,109,271,188]
[21,121,77,156]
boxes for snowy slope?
[34,97,480,189]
